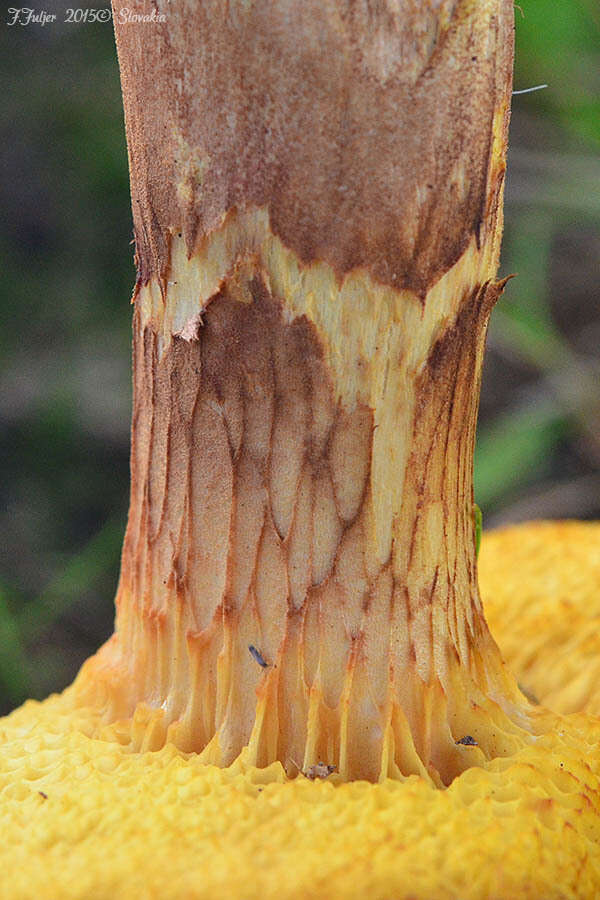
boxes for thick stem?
[75,0,533,783]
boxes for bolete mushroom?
[2,1,599,896]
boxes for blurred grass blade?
[495,209,569,372]
[491,306,570,373]
[0,587,31,704]
[473,504,483,557]
[17,516,124,644]
[475,399,567,508]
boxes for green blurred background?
[1,2,599,715]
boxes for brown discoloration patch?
[121,272,379,723]
[113,0,513,297]
[124,270,377,627]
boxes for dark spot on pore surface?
[455,735,478,746]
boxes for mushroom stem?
[74,0,529,783]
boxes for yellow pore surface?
[1,521,600,900]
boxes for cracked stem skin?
[71,0,544,783]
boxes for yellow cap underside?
[1,521,599,899]
[481,519,600,717]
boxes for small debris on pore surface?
[38,791,48,800]
[291,759,337,780]
[248,645,269,668]
[455,735,478,746]
[305,762,337,780]
[518,683,540,705]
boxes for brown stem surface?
[74,0,537,783]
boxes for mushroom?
[2,1,600,896]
